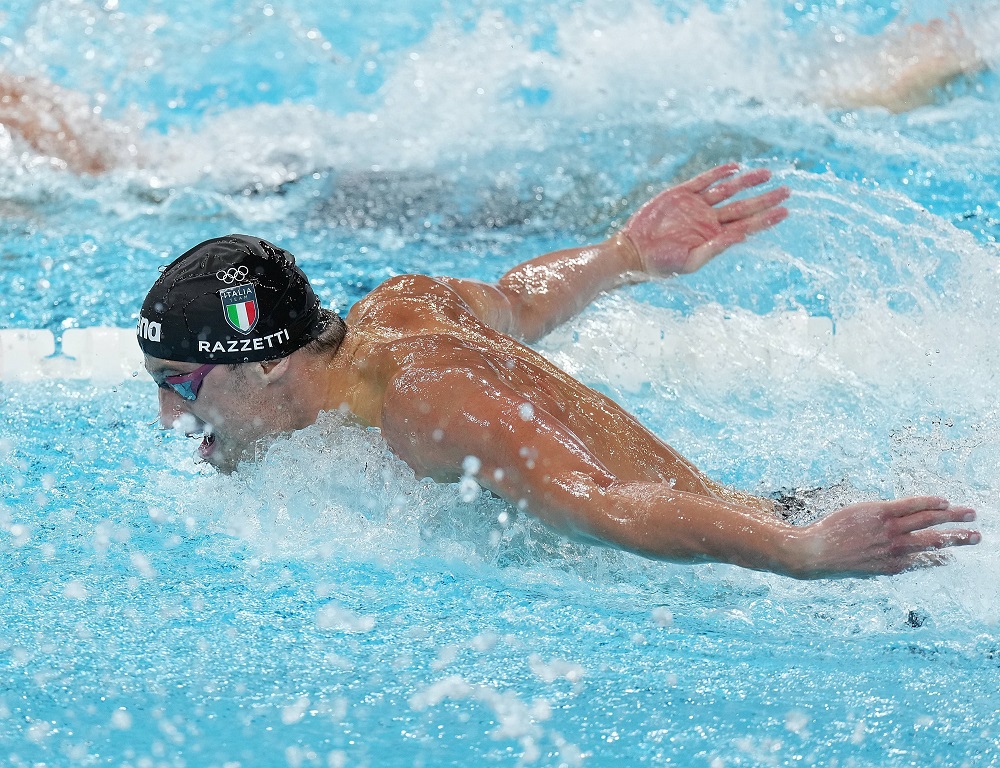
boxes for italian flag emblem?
[220,283,259,335]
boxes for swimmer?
[0,74,119,174]
[822,13,986,112]
[0,13,989,174]
[138,163,980,580]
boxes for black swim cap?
[137,234,327,364]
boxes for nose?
[157,386,189,429]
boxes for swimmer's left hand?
[789,495,981,579]
[619,163,790,276]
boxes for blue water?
[2,0,999,765]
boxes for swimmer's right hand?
[786,495,980,579]
[618,163,789,277]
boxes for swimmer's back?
[341,273,735,497]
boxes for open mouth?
[197,431,217,460]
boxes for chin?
[212,459,238,475]
[219,444,264,475]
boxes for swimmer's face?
[145,355,289,473]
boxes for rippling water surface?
[1,1,998,765]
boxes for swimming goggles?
[160,363,217,401]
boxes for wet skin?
[148,164,980,579]
[0,75,116,174]
[149,362,269,472]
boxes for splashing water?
[1,0,999,765]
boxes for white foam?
[0,0,994,624]
[145,0,799,186]
[0,0,993,202]
[145,1,997,190]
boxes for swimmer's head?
[137,234,334,364]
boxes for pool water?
[1,0,999,765]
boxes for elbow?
[493,288,552,343]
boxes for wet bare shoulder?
[346,274,486,337]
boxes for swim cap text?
[198,328,291,354]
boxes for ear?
[259,355,292,384]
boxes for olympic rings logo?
[216,265,249,284]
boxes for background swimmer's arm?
[381,366,980,579]
[823,15,985,113]
[438,164,789,343]
[0,74,114,174]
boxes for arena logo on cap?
[137,314,161,342]
[220,283,259,335]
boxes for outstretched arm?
[440,163,789,343]
[0,73,115,174]
[381,365,980,579]
[823,14,985,112]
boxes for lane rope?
[0,328,142,382]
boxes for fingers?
[898,527,981,554]
[894,505,976,534]
[881,495,950,517]
[677,162,740,194]
[743,204,789,234]
[889,525,979,574]
[687,230,747,271]
[716,186,791,224]
[722,205,789,240]
[687,206,789,268]
[701,168,775,206]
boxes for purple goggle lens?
[162,363,217,401]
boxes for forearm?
[495,234,644,342]
[441,165,787,342]
[822,16,984,113]
[537,476,804,576]
[537,479,979,579]
[0,75,112,174]
[440,234,644,344]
